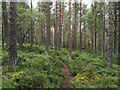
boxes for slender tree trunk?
[91,29,94,50]
[102,0,105,59]
[45,1,49,55]
[30,0,34,48]
[41,23,44,45]
[8,2,17,66]
[80,0,82,53]
[62,2,65,48]
[98,26,101,51]
[48,4,51,46]
[73,1,77,50]
[28,29,30,43]
[63,22,66,48]
[69,1,72,60]
[55,1,58,55]
[118,2,120,53]
[91,4,94,50]
[43,25,46,44]
[2,2,9,48]
[59,1,62,51]
[26,32,28,43]
[2,5,4,47]
[94,2,97,52]
[98,3,102,51]
[88,39,90,49]
[83,20,86,49]
[105,32,108,52]
[114,3,117,54]
[108,2,113,70]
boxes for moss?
[73,67,100,83]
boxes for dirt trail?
[61,63,72,89]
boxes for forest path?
[61,63,72,89]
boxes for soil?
[61,63,72,89]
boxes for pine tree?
[73,1,77,50]
[108,1,113,69]
[102,0,105,59]
[2,2,9,48]
[118,2,120,54]
[113,2,118,54]
[8,2,17,65]
[80,0,82,53]
[94,2,97,52]
[69,0,72,60]
[59,1,62,50]
[55,1,58,55]
[30,0,34,48]
[45,1,49,55]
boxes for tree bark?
[73,1,77,50]
[108,2,113,70]
[2,2,9,48]
[45,1,49,55]
[94,2,97,52]
[118,2,120,53]
[30,0,33,47]
[48,4,51,46]
[114,3,117,54]
[98,3,103,51]
[62,2,65,48]
[2,21,4,47]
[8,2,17,66]
[80,0,82,53]
[69,1,72,60]
[83,20,86,49]
[91,4,94,50]
[59,1,62,51]
[55,1,58,55]
[102,0,105,59]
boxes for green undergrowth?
[2,44,64,88]
[2,44,120,88]
[62,51,120,88]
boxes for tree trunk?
[83,20,86,49]
[43,25,46,44]
[31,0,34,48]
[41,23,44,45]
[59,1,62,51]
[108,2,113,70]
[98,3,102,51]
[102,0,105,59]
[2,21,4,47]
[73,1,77,50]
[94,2,97,52]
[48,4,51,47]
[91,4,94,50]
[28,28,31,43]
[69,1,72,60]
[114,3,117,54]
[80,0,82,53]
[8,2,17,66]
[62,2,65,48]
[118,2,120,53]
[2,2,9,48]
[45,1,49,55]
[55,1,58,55]
[91,28,94,50]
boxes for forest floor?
[61,63,72,88]
[2,44,120,88]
